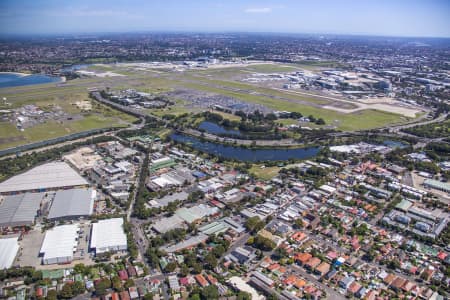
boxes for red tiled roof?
[348,281,361,294]
[283,275,298,285]
[437,251,448,260]
[295,252,312,264]
[118,270,128,281]
[195,274,209,287]
[268,263,280,271]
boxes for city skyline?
[1,0,450,38]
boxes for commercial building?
[0,192,45,227]
[47,188,95,220]
[90,218,127,255]
[0,162,88,194]
[40,224,80,265]
[0,237,20,269]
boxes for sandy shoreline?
[0,71,31,77]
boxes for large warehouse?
[90,218,127,255]
[0,193,45,227]
[0,237,19,269]
[39,224,79,265]
[0,162,89,195]
[47,188,95,220]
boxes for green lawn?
[249,165,281,180]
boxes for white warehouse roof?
[0,162,88,194]
[40,224,79,265]
[47,188,95,220]
[91,218,127,254]
[0,237,19,269]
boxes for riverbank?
[0,71,31,77]
[170,132,321,162]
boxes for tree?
[73,264,87,275]
[204,253,218,270]
[72,281,85,295]
[143,293,154,300]
[201,285,219,300]
[95,278,111,296]
[244,216,265,233]
[112,276,123,292]
[46,290,57,300]
[253,235,276,251]
[212,244,225,258]
[293,218,304,229]
[164,262,177,273]
[237,291,251,300]
[60,283,74,299]
[124,278,135,289]
[180,264,189,277]
[315,118,325,125]
[192,262,203,274]
[189,294,201,300]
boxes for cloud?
[244,7,272,14]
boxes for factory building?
[0,237,20,269]
[0,192,45,227]
[0,162,88,195]
[39,224,80,265]
[90,218,127,255]
[47,188,95,220]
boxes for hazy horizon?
[1,0,449,38]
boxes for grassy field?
[178,81,407,131]
[249,165,281,180]
[245,63,301,73]
[0,86,138,150]
[184,76,331,105]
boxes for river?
[170,133,320,162]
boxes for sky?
[0,0,449,37]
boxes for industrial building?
[0,192,45,227]
[161,233,208,253]
[0,162,89,194]
[0,237,20,269]
[90,218,127,255]
[47,188,95,220]
[152,215,185,234]
[423,179,450,194]
[40,224,80,265]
